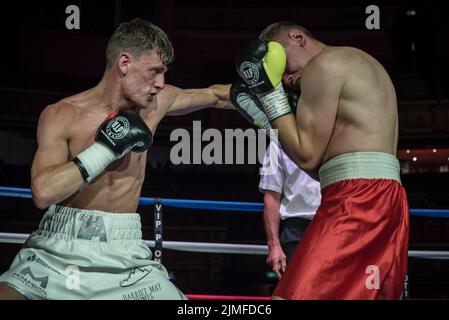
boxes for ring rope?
[1,232,448,259]
[1,186,448,218]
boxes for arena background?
[0,0,448,299]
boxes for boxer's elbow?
[295,143,323,171]
[31,177,54,209]
[292,153,320,172]
[32,190,52,209]
[299,158,321,172]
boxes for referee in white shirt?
[259,141,321,279]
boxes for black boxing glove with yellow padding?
[235,39,291,121]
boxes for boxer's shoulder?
[138,93,172,133]
[322,46,381,73]
[45,89,111,124]
[309,46,362,69]
[155,84,183,112]
[38,95,97,142]
[139,85,178,117]
[35,104,73,145]
[40,100,77,125]
[302,50,347,88]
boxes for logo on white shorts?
[239,61,259,85]
[106,116,130,140]
[18,267,49,289]
[120,267,153,287]
[76,214,107,241]
[27,254,61,275]
[12,267,49,297]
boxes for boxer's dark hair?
[259,21,314,42]
[106,18,174,69]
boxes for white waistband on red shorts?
[318,152,401,190]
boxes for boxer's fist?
[235,39,291,121]
[73,109,153,183]
[230,80,272,131]
[235,39,286,94]
[96,109,153,156]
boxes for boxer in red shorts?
[273,153,409,299]
[233,21,409,299]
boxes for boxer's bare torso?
[31,82,230,213]
[37,92,166,213]
[289,46,398,170]
[319,47,398,162]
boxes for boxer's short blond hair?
[259,21,314,42]
[106,18,174,68]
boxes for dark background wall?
[0,0,448,298]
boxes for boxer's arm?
[31,105,85,209]
[165,84,234,116]
[263,190,286,279]
[271,58,343,171]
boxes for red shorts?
[273,178,409,299]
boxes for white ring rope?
[0,232,448,259]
